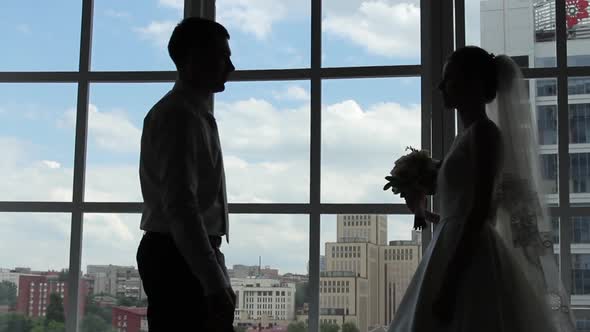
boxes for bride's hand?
[403,192,426,214]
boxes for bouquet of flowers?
[384,147,441,230]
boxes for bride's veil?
[487,55,575,331]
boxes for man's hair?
[168,17,230,69]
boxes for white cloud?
[273,85,310,102]
[16,24,31,34]
[1,92,420,274]
[217,0,288,39]
[104,9,131,19]
[323,1,421,58]
[60,104,141,154]
[134,20,176,48]
[159,0,183,11]
[41,160,61,169]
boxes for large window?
[3,0,589,331]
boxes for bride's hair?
[448,46,499,104]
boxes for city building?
[15,272,90,319]
[229,264,280,279]
[319,215,422,332]
[378,240,422,326]
[0,268,33,297]
[231,278,296,328]
[319,271,369,332]
[86,265,146,300]
[481,0,590,327]
[112,306,148,332]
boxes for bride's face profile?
[439,47,498,110]
[439,60,487,110]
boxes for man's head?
[168,17,235,93]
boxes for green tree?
[85,296,112,323]
[45,321,65,332]
[45,294,65,326]
[287,321,307,332]
[0,281,17,309]
[342,322,360,332]
[234,326,248,332]
[0,313,34,332]
[320,321,340,332]
[81,313,115,332]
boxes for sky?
[0,0,483,275]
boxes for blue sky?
[1,0,434,275]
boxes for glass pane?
[322,1,421,67]
[566,0,590,67]
[0,213,73,331]
[322,0,420,67]
[573,308,590,331]
[215,81,310,203]
[225,214,308,329]
[0,1,82,71]
[319,214,418,332]
[216,0,310,69]
[534,78,560,205]
[0,84,76,201]
[85,83,173,202]
[466,0,556,68]
[92,0,182,70]
[321,78,421,203]
[81,213,146,332]
[569,78,590,206]
[572,254,590,295]
[572,216,590,243]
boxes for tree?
[0,281,17,308]
[45,294,65,326]
[320,321,340,332]
[287,321,307,332]
[0,313,35,332]
[81,313,116,332]
[45,321,65,332]
[342,322,360,332]
[85,296,112,323]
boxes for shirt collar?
[172,80,214,116]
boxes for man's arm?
[158,107,228,295]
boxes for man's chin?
[212,83,226,93]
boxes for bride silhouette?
[388,46,574,332]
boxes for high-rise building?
[319,215,422,332]
[231,278,296,327]
[16,272,90,319]
[87,265,146,300]
[378,239,422,326]
[112,306,148,332]
[480,0,590,327]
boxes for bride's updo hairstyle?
[448,46,499,104]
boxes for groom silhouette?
[136,17,236,332]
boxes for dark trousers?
[137,232,232,332]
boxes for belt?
[145,231,222,249]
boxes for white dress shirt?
[139,80,230,294]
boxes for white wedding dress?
[388,120,559,332]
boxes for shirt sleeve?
[157,106,229,295]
